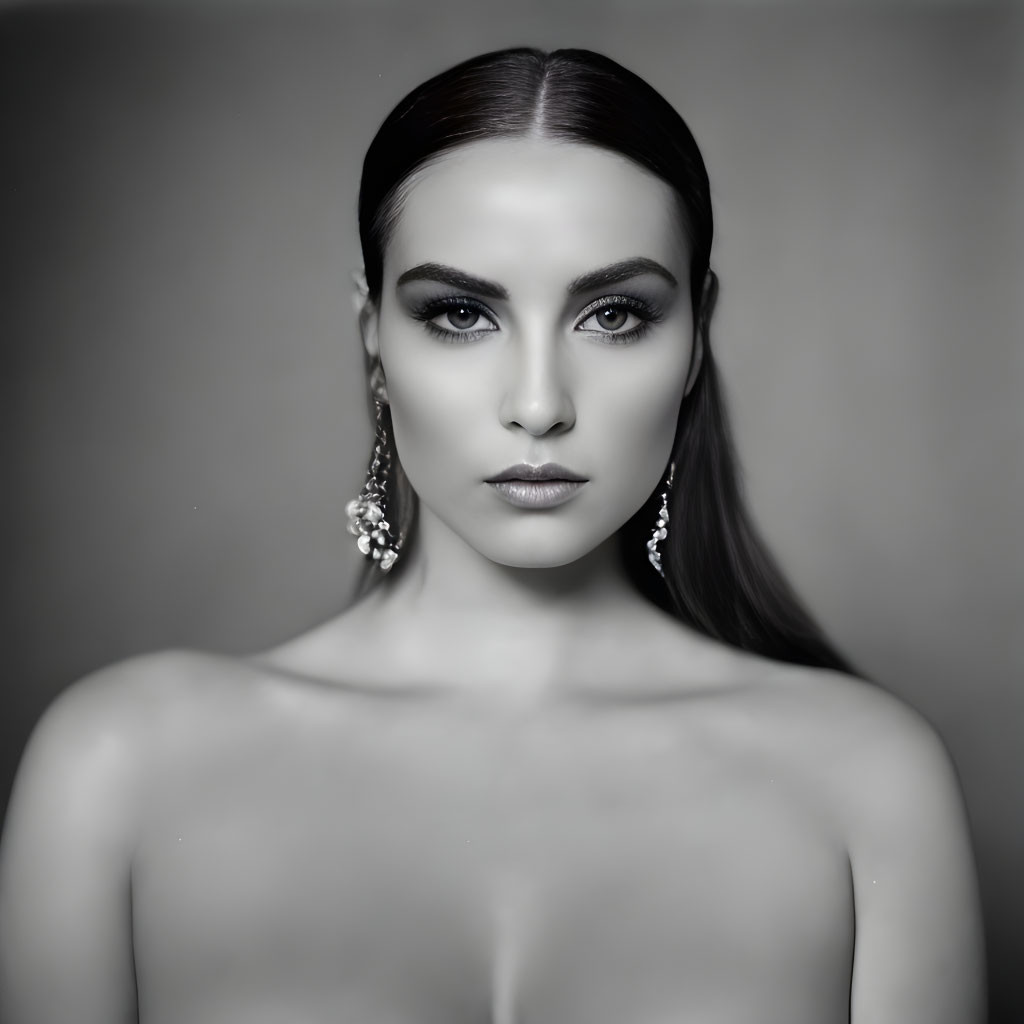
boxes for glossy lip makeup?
[485,463,588,510]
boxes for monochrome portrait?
[1,2,1019,1022]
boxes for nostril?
[505,398,576,437]
[498,345,576,435]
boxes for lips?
[485,463,588,509]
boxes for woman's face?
[361,137,700,569]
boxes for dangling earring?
[346,374,402,573]
[646,462,674,579]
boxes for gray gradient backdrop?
[2,0,1021,1019]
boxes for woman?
[0,47,985,1024]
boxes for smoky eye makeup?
[407,294,500,342]
[403,287,668,345]
[573,293,666,344]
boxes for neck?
[377,506,646,624]
[350,506,665,697]
[321,505,726,704]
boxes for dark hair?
[357,47,855,675]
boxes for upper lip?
[486,463,588,483]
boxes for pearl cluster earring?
[646,463,674,578]
[345,397,402,573]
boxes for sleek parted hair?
[357,47,854,674]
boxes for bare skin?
[0,561,986,1024]
[0,137,986,1022]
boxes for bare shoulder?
[0,651,268,1023]
[740,662,985,1021]
[17,648,256,758]
[754,666,966,823]
[4,649,265,840]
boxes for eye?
[412,296,499,342]
[581,306,636,332]
[434,303,487,332]
[575,296,661,343]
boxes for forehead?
[386,138,688,283]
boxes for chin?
[470,530,614,571]
[487,552,586,570]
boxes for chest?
[131,702,855,1023]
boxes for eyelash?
[411,296,498,342]
[576,294,664,344]
[409,294,663,345]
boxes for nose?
[498,330,576,437]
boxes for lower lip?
[487,480,586,509]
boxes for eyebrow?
[569,257,678,293]
[396,263,508,299]
[395,257,677,299]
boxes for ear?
[684,269,718,396]
[352,268,379,358]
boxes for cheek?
[379,347,485,486]
[584,351,690,461]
